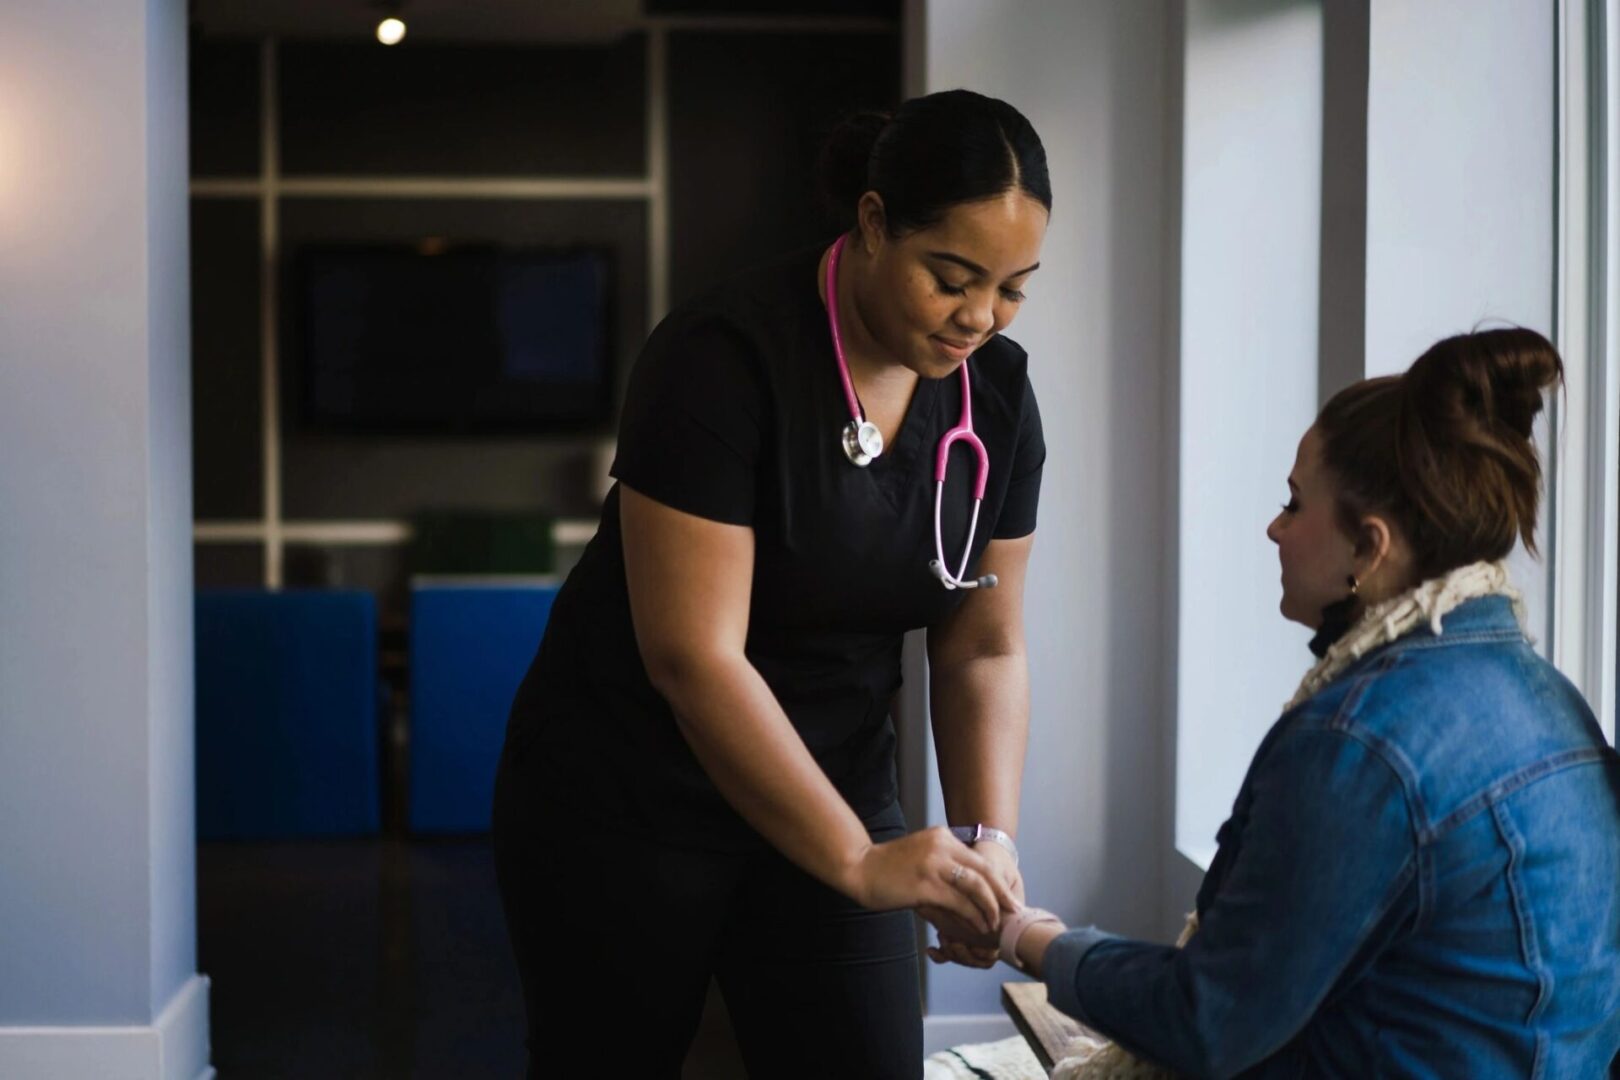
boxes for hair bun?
[816,109,891,231]
[1318,327,1564,578]
[1406,327,1564,441]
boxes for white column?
[0,1,211,1077]
[1549,0,1618,743]
[1172,0,1324,873]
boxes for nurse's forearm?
[650,648,874,890]
[929,651,1029,836]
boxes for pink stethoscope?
[824,235,997,591]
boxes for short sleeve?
[991,373,1045,539]
[610,315,765,526]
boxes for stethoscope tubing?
[824,234,994,590]
[825,237,866,426]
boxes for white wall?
[913,0,1564,1037]
[920,0,1175,1019]
[1363,0,1557,639]
[1171,0,1559,874]
[1173,0,1323,870]
[0,0,208,1075]
[1364,0,1556,378]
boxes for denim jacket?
[1044,596,1620,1078]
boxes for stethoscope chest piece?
[842,419,884,467]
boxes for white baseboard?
[923,1012,1018,1056]
[0,974,212,1080]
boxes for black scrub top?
[503,243,1046,852]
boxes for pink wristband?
[999,906,1062,970]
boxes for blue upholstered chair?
[408,581,558,833]
[195,589,382,840]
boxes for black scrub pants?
[491,763,923,1080]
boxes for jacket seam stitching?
[1418,748,1613,844]
[1490,799,1554,1030]
[1323,665,1433,839]
[1386,629,1524,652]
[1325,653,1401,731]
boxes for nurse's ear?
[855,191,889,257]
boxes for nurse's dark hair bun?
[818,109,892,226]
[817,89,1052,234]
[1315,327,1564,582]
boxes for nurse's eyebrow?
[927,251,1041,279]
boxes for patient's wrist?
[999,905,1064,972]
[1016,921,1066,979]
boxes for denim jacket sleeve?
[1042,728,1418,1079]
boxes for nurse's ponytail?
[1315,327,1564,581]
[817,89,1051,235]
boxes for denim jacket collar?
[1308,595,1527,702]
[1375,594,1525,652]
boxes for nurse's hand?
[975,840,1025,906]
[926,843,1024,968]
[841,826,1014,936]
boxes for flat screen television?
[295,243,614,434]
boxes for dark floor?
[199,838,748,1078]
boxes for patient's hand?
[923,904,1010,969]
[927,929,1000,968]
[930,896,1068,974]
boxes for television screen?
[296,243,614,434]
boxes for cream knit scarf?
[1284,559,1524,713]
[1049,560,1522,1080]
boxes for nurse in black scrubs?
[492,88,1050,1078]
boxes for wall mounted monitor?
[295,242,614,435]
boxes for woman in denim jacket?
[979,329,1620,1077]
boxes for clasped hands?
[840,825,1065,976]
[922,838,1067,978]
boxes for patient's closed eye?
[1281,499,1299,513]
